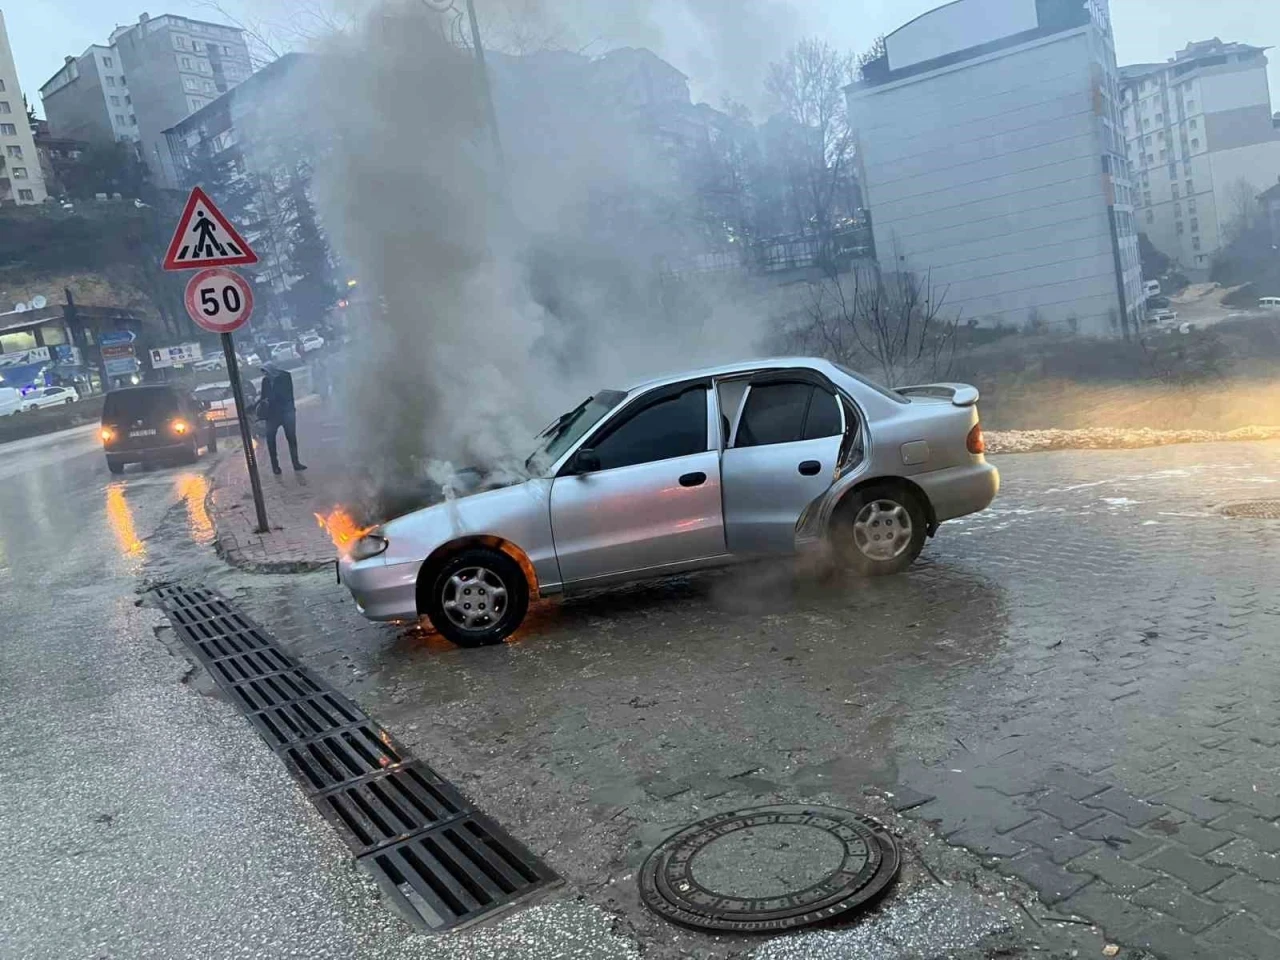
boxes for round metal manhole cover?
[639,805,900,933]
[1221,500,1280,519]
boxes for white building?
[847,0,1143,337]
[39,45,140,147]
[1120,40,1280,273]
[0,9,47,204]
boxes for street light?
[421,0,506,177]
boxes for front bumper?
[915,460,1000,523]
[338,555,422,621]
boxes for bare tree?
[777,259,961,387]
[1222,177,1261,245]
[196,0,355,66]
[764,39,858,250]
[855,35,886,81]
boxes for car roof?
[623,357,839,395]
[195,381,232,390]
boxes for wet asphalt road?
[0,430,639,960]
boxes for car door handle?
[798,460,822,476]
[679,471,707,487]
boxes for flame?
[316,507,373,553]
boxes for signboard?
[184,268,254,334]
[104,357,140,377]
[162,187,259,271]
[51,345,83,365]
[0,347,51,368]
[150,343,203,369]
[99,329,137,347]
[101,344,136,360]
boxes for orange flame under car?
[316,507,373,553]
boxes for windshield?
[525,390,626,474]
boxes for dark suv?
[100,385,217,474]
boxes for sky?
[4,0,1279,118]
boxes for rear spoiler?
[898,382,980,407]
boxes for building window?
[183,76,196,90]
[1176,221,1184,234]
[103,56,113,67]
[105,75,116,87]
[1191,218,1199,231]
[110,95,121,106]
[1143,135,1151,146]
[1193,237,1201,251]
[1174,202,1182,215]
[1144,118,1151,129]
[1144,191,1152,205]
[1183,161,1192,176]
[1188,99,1195,111]
[1189,118,1198,129]
[1146,154,1154,164]
[11,166,27,178]
[1189,198,1197,212]
[175,34,188,49]
[192,40,203,51]
[1172,185,1180,199]
[17,189,33,201]
[1169,164,1177,179]
[0,79,5,92]
[1186,179,1194,194]
[1156,113,1163,122]
[1160,149,1168,160]
[1191,138,1200,149]
[115,113,126,125]
[0,123,15,135]
[181,56,192,69]
[1146,209,1154,224]
[124,95,131,105]
[129,114,136,126]
[5,145,20,158]
[0,101,10,114]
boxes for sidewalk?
[208,398,345,572]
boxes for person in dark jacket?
[258,362,307,474]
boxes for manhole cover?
[639,805,900,933]
[1221,500,1280,519]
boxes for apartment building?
[111,13,251,185]
[847,0,1144,337]
[40,45,139,146]
[0,9,46,204]
[1120,40,1280,271]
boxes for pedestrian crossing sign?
[162,186,259,271]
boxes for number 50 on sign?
[184,267,254,334]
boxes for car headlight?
[350,533,389,561]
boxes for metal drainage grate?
[1221,500,1280,519]
[150,583,557,932]
[639,805,900,933]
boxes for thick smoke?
[300,0,783,518]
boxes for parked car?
[194,380,257,432]
[0,386,23,417]
[242,351,262,367]
[23,385,79,411]
[338,357,1000,647]
[193,356,227,372]
[300,333,325,353]
[270,342,301,362]
[1149,308,1178,324]
[100,385,217,474]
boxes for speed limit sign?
[184,267,254,333]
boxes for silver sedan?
[338,358,999,646]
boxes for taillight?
[100,426,115,444]
[172,419,190,435]
[967,422,985,455]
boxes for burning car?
[335,358,998,647]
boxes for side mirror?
[572,448,601,474]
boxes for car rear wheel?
[424,548,529,648]
[832,483,927,576]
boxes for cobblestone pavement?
[209,399,341,571]
[214,440,1280,959]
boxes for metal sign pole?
[221,331,270,534]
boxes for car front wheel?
[832,483,927,576]
[424,547,529,648]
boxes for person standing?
[258,362,307,475]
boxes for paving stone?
[1202,913,1280,959]
[1042,766,1108,801]
[1000,853,1094,904]
[947,827,1029,859]
[1145,845,1235,893]
[1211,810,1280,853]
[885,785,935,812]
[1166,820,1233,857]
[1033,790,1105,831]
[1206,874,1280,922]
[1152,786,1232,823]
[1060,883,1151,937]
[1068,848,1158,893]
[1083,787,1167,827]
[1076,813,1165,861]
[1131,878,1229,933]
[1131,918,1217,960]
[1011,817,1094,864]
[1208,838,1280,883]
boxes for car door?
[550,383,726,586]
[721,376,846,555]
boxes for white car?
[270,342,300,362]
[300,334,325,353]
[193,356,227,372]
[0,386,22,417]
[242,352,262,367]
[194,381,257,430]
[23,385,79,411]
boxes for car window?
[592,387,707,470]
[804,388,843,440]
[736,382,812,447]
[103,388,179,421]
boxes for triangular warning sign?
[162,186,259,271]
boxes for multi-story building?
[110,12,251,185]
[1120,40,1280,272]
[39,45,139,147]
[1262,177,1280,250]
[847,0,1144,337]
[0,9,47,205]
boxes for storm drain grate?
[1221,500,1280,519]
[150,583,558,932]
